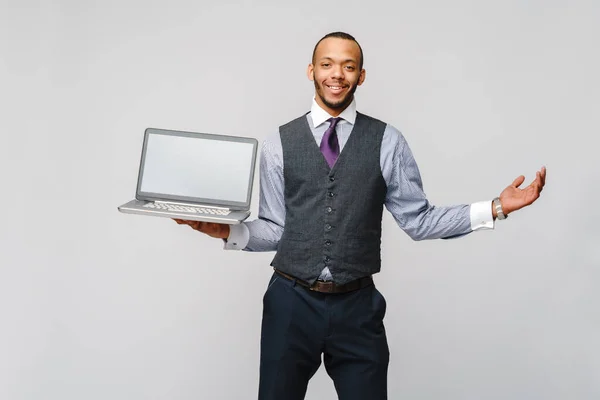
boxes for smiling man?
[175,32,546,400]
[309,34,365,114]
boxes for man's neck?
[314,97,354,117]
[311,97,357,128]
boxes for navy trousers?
[258,272,389,400]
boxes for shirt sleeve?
[470,200,495,231]
[223,133,285,251]
[382,125,493,240]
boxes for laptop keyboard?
[143,202,231,215]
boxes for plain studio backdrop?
[1,0,599,399]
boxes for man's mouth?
[325,84,347,95]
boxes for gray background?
[1,0,598,399]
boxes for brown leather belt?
[274,268,373,294]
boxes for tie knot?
[328,117,342,129]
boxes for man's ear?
[307,64,315,81]
[358,69,366,86]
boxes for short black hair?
[312,32,364,70]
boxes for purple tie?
[320,117,341,168]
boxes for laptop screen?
[136,128,258,208]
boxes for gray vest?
[271,112,388,285]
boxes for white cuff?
[223,223,250,250]
[470,200,495,231]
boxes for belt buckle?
[311,281,334,293]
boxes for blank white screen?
[140,133,254,203]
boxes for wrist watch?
[493,197,507,220]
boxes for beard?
[314,78,359,112]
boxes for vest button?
[325,240,332,246]
[324,256,330,262]
[329,176,335,182]
[325,224,332,231]
[328,192,335,197]
[326,206,333,214]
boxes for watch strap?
[493,197,507,220]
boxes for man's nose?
[331,65,344,79]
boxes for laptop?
[118,127,258,224]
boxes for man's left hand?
[497,166,547,217]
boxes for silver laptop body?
[118,128,258,224]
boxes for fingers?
[525,168,545,200]
[191,221,202,230]
[512,175,525,188]
[514,166,547,193]
[173,218,201,230]
[173,218,229,238]
[534,166,546,190]
[188,221,203,231]
[539,166,546,188]
[196,221,209,232]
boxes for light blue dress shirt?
[226,99,494,280]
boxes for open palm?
[499,166,547,215]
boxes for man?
[175,32,546,400]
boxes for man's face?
[307,37,366,116]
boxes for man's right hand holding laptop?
[173,219,231,239]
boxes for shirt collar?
[310,97,357,128]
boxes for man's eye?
[322,63,330,67]
[345,66,355,71]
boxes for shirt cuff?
[223,223,250,250]
[470,200,495,231]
